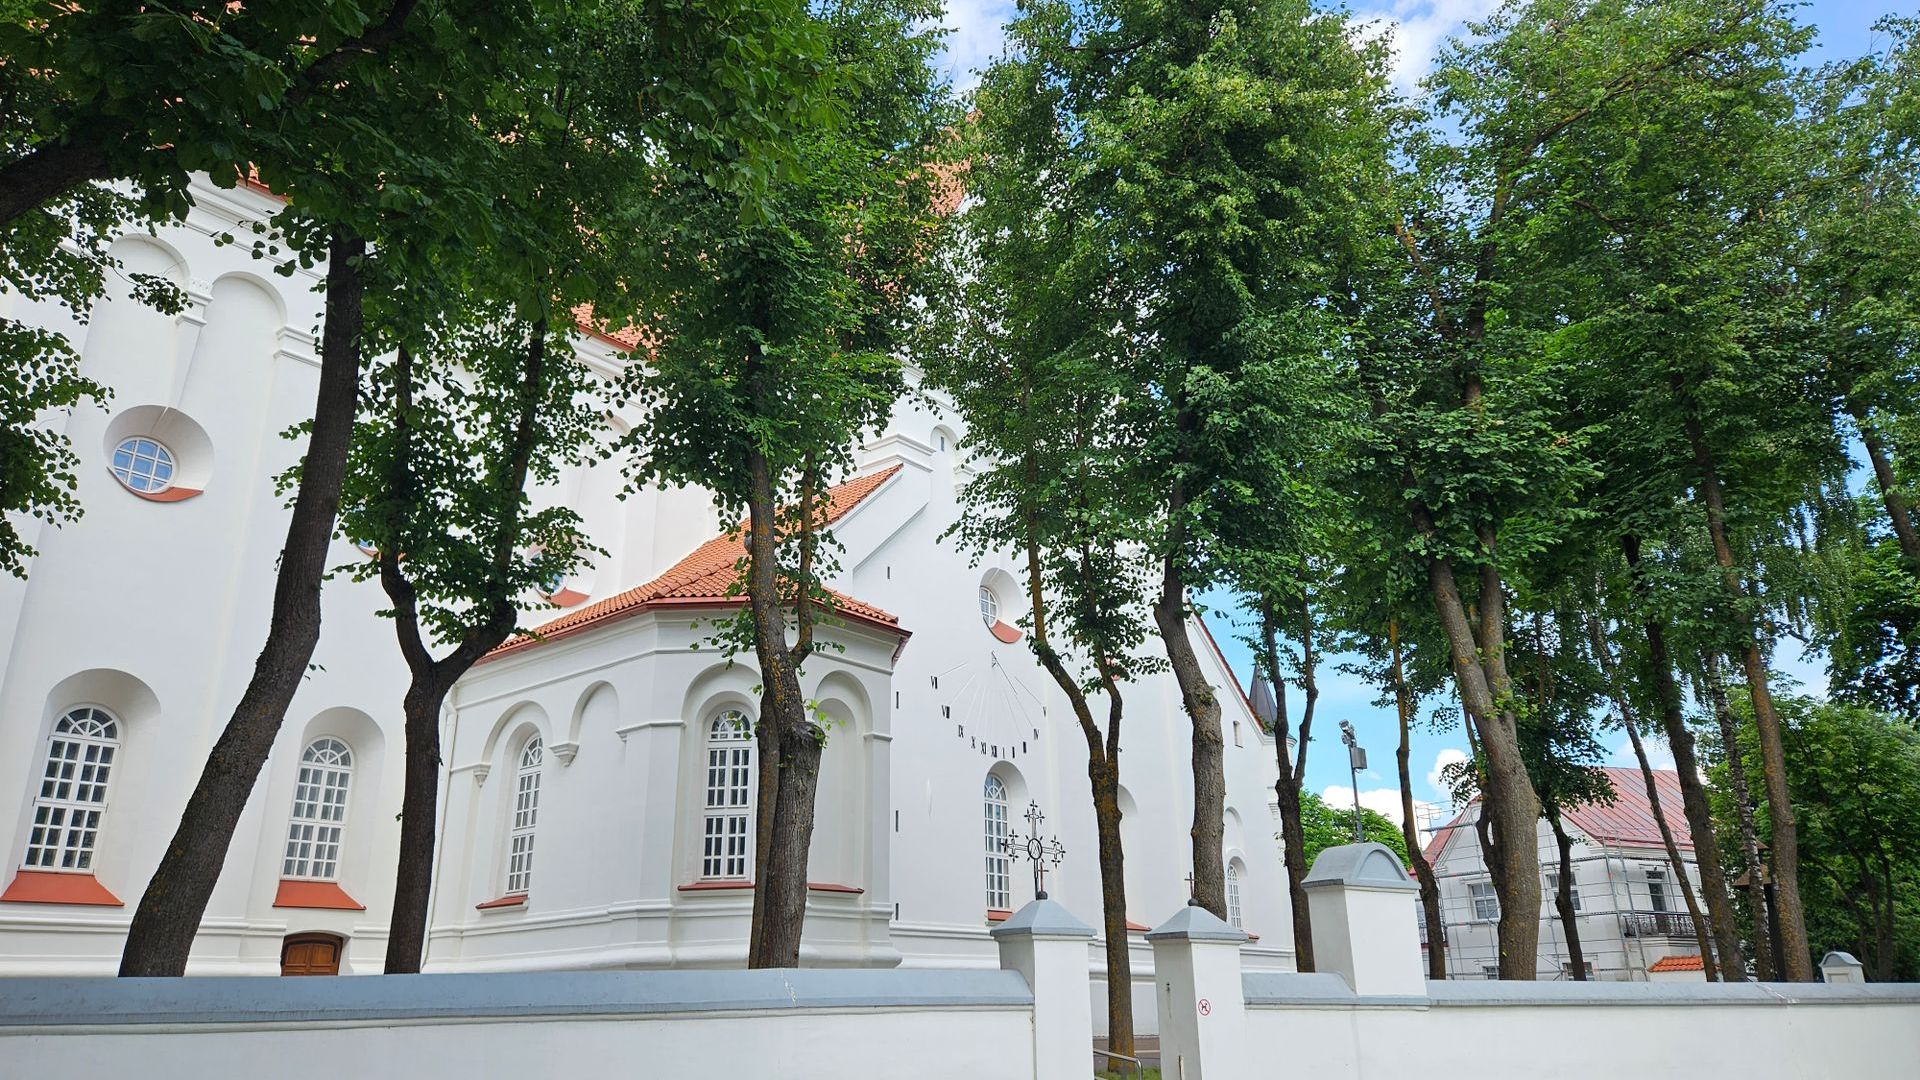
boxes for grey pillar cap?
[1301,841,1418,893]
[990,897,1095,940]
[1145,901,1248,943]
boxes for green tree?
[961,0,1391,922]
[925,39,1157,1050]
[620,0,951,969]
[1298,791,1409,870]
[119,0,826,976]
[1711,696,1920,981]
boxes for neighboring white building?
[0,177,1295,1012]
[1421,767,1710,982]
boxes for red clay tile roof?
[482,465,904,661]
[570,303,652,350]
[1420,767,1694,870]
[1649,954,1705,972]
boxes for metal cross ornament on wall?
[1001,801,1066,900]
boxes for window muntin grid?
[984,774,1011,910]
[109,436,176,494]
[1645,865,1668,912]
[978,586,998,627]
[1469,880,1500,922]
[282,738,353,880]
[701,713,752,880]
[1226,861,1244,928]
[505,737,543,895]
[24,707,119,871]
[1543,871,1582,912]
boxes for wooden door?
[280,933,343,976]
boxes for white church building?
[0,176,1296,1018]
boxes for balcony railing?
[1619,910,1696,939]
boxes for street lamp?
[1339,719,1367,844]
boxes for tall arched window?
[505,736,543,895]
[1225,860,1244,929]
[24,707,120,871]
[984,774,1011,910]
[282,738,353,880]
[702,712,753,880]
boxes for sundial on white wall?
[941,650,1046,762]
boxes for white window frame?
[978,585,999,627]
[1645,865,1668,913]
[1225,860,1244,928]
[701,712,753,881]
[282,737,353,880]
[109,435,176,494]
[24,707,120,871]
[504,736,543,895]
[1543,870,1582,912]
[1469,879,1500,922]
[984,773,1011,910]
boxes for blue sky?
[932,0,1899,823]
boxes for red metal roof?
[1420,766,1693,868]
[483,466,904,661]
[1565,767,1693,852]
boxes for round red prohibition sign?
[1198,998,1212,1017]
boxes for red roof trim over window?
[476,893,528,910]
[1125,920,1149,933]
[0,870,124,906]
[274,879,366,910]
[483,466,908,662]
[1649,954,1705,972]
[128,485,203,503]
[989,620,1023,644]
[986,908,1012,923]
[679,880,754,891]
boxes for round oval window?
[110,436,176,494]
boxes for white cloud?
[1608,733,1676,774]
[1320,784,1447,842]
[1351,0,1502,96]
[934,0,1017,92]
[1427,746,1470,795]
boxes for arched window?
[702,712,754,880]
[282,738,353,880]
[505,736,543,895]
[1226,860,1244,929]
[109,436,176,494]
[25,707,120,871]
[978,585,999,627]
[984,774,1011,910]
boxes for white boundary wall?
[1245,975,1920,1080]
[0,969,1038,1080]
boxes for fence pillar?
[1304,841,1425,997]
[1821,951,1866,984]
[993,897,1094,1080]
[1147,901,1248,1080]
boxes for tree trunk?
[0,143,115,228]
[385,676,449,972]
[1412,517,1540,978]
[1589,611,1728,972]
[1089,752,1135,1063]
[1704,651,1774,981]
[1028,537,1134,1060]
[1545,812,1586,980]
[1391,620,1445,981]
[1260,599,1316,972]
[1675,398,1813,981]
[1847,397,1920,566]
[379,323,548,973]
[1154,540,1226,920]
[118,229,366,976]
[743,448,817,969]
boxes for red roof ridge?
[481,465,905,662]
